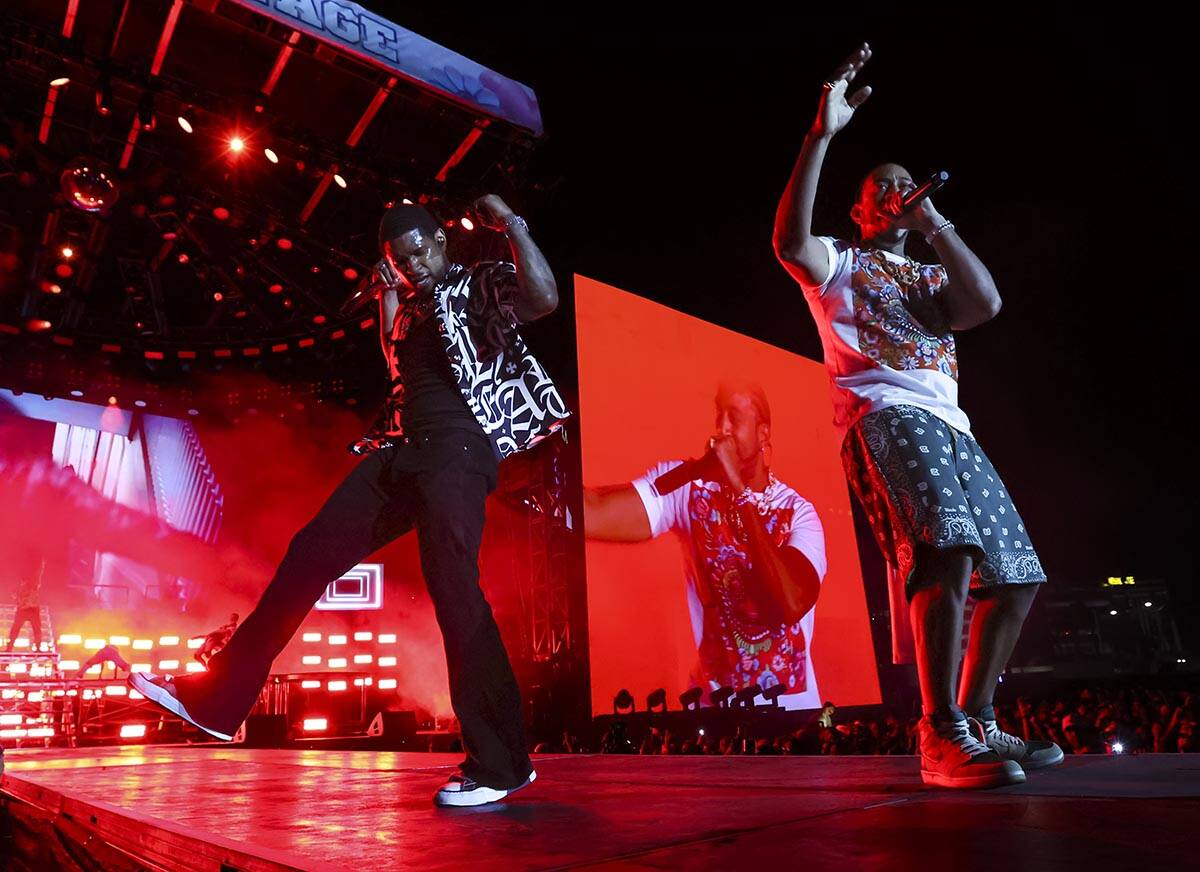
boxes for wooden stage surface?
[2,746,1197,871]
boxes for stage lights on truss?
[316,564,383,611]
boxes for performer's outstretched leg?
[132,447,413,736]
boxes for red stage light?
[276,238,292,250]
[313,315,326,325]
[268,283,283,294]
[228,136,245,153]
[213,292,223,302]
[177,253,189,264]
[343,267,358,281]
[55,263,73,278]
[42,281,62,294]
[120,724,146,738]
[26,319,53,332]
[460,217,475,231]
[212,206,230,221]
[303,718,327,731]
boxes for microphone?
[653,452,721,496]
[901,170,950,213]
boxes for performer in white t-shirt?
[772,42,1059,787]
[584,382,828,710]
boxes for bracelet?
[733,486,756,507]
[925,220,954,245]
[502,214,528,234]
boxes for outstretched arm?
[774,43,873,286]
[583,484,653,542]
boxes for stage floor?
[2,746,1197,871]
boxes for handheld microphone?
[653,452,720,496]
[901,170,950,213]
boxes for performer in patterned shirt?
[133,196,569,808]
[772,43,1060,787]
[584,382,828,709]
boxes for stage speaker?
[366,710,418,748]
[232,714,288,747]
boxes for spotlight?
[1112,742,1124,754]
[61,245,74,259]
[333,172,347,189]
[679,687,703,710]
[734,684,762,708]
[212,206,229,221]
[107,396,117,405]
[212,292,223,301]
[95,73,113,116]
[761,684,786,706]
[61,156,120,213]
[136,90,156,131]
[276,238,292,251]
[646,687,667,712]
[342,267,358,281]
[69,390,83,397]
[55,263,73,278]
[49,70,70,88]
[709,685,734,708]
[264,147,279,163]
[1144,601,1152,607]
[1109,609,1118,616]
[228,135,245,153]
[177,113,194,134]
[177,252,189,264]
[268,283,283,294]
[613,688,635,714]
[25,319,53,332]
[460,216,475,231]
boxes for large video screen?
[577,276,881,715]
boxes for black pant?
[177,429,532,789]
[7,606,41,650]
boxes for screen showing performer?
[577,276,881,715]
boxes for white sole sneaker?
[434,769,537,807]
[921,759,1026,789]
[128,672,234,741]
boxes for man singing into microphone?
[773,44,1060,787]
[132,196,569,807]
[584,383,828,709]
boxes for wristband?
[925,220,955,245]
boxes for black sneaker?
[433,770,537,807]
[918,714,1026,788]
[128,672,235,741]
[973,707,1064,770]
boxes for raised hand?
[814,43,873,137]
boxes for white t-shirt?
[632,461,828,711]
[798,236,971,435]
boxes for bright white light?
[177,115,193,134]
[121,724,147,738]
[377,656,397,667]
[329,635,347,646]
[378,634,396,644]
[264,147,279,163]
[302,632,322,642]
[301,680,321,689]
[1112,742,1124,754]
[158,660,179,670]
[109,636,130,646]
[354,632,372,642]
[327,680,347,692]
[303,718,327,731]
[302,655,322,666]
[59,634,82,645]
[333,173,347,188]
[328,658,347,668]
[133,639,153,650]
[378,679,397,690]
[461,216,475,231]
[1109,610,1118,616]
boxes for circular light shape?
[310,265,320,274]
[1109,609,1118,616]
[234,309,247,319]
[402,198,414,205]
[276,238,292,251]
[26,319,52,332]
[212,292,224,302]
[61,246,75,259]
[460,216,475,231]
[60,156,119,213]
[177,115,193,134]
[108,396,118,405]
[69,390,84,397]
[264,148,279,164]
[177,253,189,264]
[1144,601,1152,607]
[187,408,199,416]
[229,136,245,152]
[161,230,177,240]
[50,76,71,88]
[1112,742,1124,754]
[55,263,73,278]
[268,283,283,294]
[134,400,147,408]
[333,173,347,189]
[342,267,358,281]
[212,206,230,221]
[41,280,62,294]
[283,298,293,308]
[313,315,327,325]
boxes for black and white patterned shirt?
[354,262,570,458]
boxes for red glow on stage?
[276,238,292,251]
[228,135,245,153]
[343,267,358,281]
[26,319,53,332]
[42,281,62,294]
[55,263,73,278]
[177,253,189,264]
[313,315,326,325]
[120,724,146,738]
[302,718,327,731]
[212,206,230,221]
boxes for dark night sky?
[368,14,1192,623]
